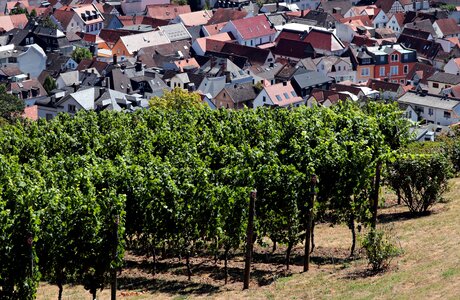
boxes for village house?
[220,15,276,47]
[427,72,460,95]
[365,44,417,84]
[213,82,258,109]
[398,90,460,126]
[253,81,303,108]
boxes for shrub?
[386,153,452,214]
[361,228,401,272]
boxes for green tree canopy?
[71,47,92,63]
[149,87,205,110]
[0,84,25,123]
[43,76,56,94]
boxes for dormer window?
[391,54,399,62]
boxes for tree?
[10,6,27,15]
[41,16,57,29]
[0,84,25,122]
[71,47,92,63]
[387,153,452,214]
[29,9,37,18]
[149,88,205,110]
[43,76,56,94]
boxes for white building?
[398,91,460,126]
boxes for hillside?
[37,178,460,300]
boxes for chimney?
[135,60,143,72]
[224,70,231,83]
[127,86,131,94]
[113,54,117,65]
[72,83,78,92]
[283,81,287,86]
[98,87,106,98]
[301,9,305,17]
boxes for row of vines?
[0,101,411,299]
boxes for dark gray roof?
[265,13,288,26]
[428,72,460,85]
[186,25,202,40]
[293,71,334,89]
[223,82,258,103]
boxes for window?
[403,65,408,74]
[276,95,282,101]
[429,108,433,116]
[433,82,439,88]
[284,92,290,99]
[291,91,296,97]
[263,96,266,102]
[380,56,385,62]
[338,66,341,71]
[380,66,385,76]
[361,67,369,76]
[444,111,451,118]
[400,79,405,84]
[391,54,398,62]
[321,64,325,70]
[404,53,409,60]
[390,66,398,75]
[46,113,53,121]
[68,104,76,113]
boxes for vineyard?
[0,102,416,299]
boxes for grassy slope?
[37,179,460,300]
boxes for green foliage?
[387,153,452,214]
[71,47,93,63]
[29,9,37,18]
[41,16,57,29]
[10,6,27,15]
[149,87,205,110]
[0,84,25,122]
[43,76,56,94]
[361,228,401,271]
[441,4,457,11]
[0,98,411,297]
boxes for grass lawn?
[37,178,460,300]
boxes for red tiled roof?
[391,12,405,26]
[99,29,131,45]
[285,9,310,18]
[435,18,460,36]
[202,22,227,36]
[340,15,373,27]
[145,4,191,20]
[230,15,275,40]
[264,82,302,106]
[77,57,109,74]
[9,14,28,28]
[207,8,247,25]
[276,29,340,52]
[22,105,38,121]
[205,39,271,65]
[374,0,395,13]
[53,9,75,28]
[352,35,377,46]
[310,88,348,105]
[272,38,315,59]
[118,15,168,27]
[368,79,401,93]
